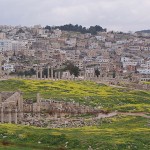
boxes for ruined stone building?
[0,92,99,126]
[0,92,23,124]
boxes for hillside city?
[0,24,150,90]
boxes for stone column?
[93,72,95,79]
[86,73,89,80]
[71,75,74,81]
[37,105,40,119]
[8,108,12,123]
[90,73,92,80]
[47,66,50,79]
[84,72,86,81]
[58,72,61,80]
[51,68,53,80]
[40,68,42,80]
[18,93,23,119]
[37,93,41,119]
[36,68,39,79]
[0,93,2,103]
[1,106,4,123]
[37,93,41,104]
[14,108,18,124]
[84,67,86,80]
[84,73,86,80]
[55,72,57,80]
[99,74,101,81]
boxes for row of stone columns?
[36,67,61,80]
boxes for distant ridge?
[136,30,150,33]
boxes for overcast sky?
[0,0,150,32]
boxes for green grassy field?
[0,79,150,112]
[0,79,150,149]
[0,116,149,150]
[143,82,150,85]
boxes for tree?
[64,62,80,77]
[46,24,106,35]
[95,69,100,77]
[72,66,80,77]
[112,71,116,78]
[45,26,51,31]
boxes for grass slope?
[0,116,149,150]
[0,79,150,112]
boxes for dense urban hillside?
[0,79,150,112]
[0,116,149,150]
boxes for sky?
[0,0,150,32]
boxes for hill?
[0,79,150,112]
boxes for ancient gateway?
[0,92,100,127]
[0,92,23,124]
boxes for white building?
[105,42,112,48]
[146,61,150,69]
[137,68,150,74]
[0,32,6,39]
[121,57,131,62]
[65,38,76,47]
[128,46,141,51]
[2,63,15,72]
[116,40,127,44]
[75,61,83,69]
[122,61,138,68]
[96,56,109,63]
[89,42,99,49]
[0,40,12,52]
[96,36,106,42]
[51,29,62,38]
[12,40,27,51]
[143,46,150,51]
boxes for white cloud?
[0,0,150,31]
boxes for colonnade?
[36,66,61,80]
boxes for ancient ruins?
[0,92,23,124]
[0,92,105,128]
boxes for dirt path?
[97,112,150,119]
[118,112,150,118]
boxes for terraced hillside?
[0,79,150,112]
